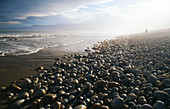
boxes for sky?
[0,0,170,33]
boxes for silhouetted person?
[145,28,148,33]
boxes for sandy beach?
[0,48,72,87]
[0,30,169,109]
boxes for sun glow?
[104,0,170,33]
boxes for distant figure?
[145,28,148,33]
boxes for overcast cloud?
[0,0,170,33]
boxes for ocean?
[0,31,116,56]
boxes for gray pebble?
[130,87,139,94]
[138,96,147,105]
[68,95,75,101]
[21,78,32,87]
[143,71,151,78]
[41,93,57,105]
[124,66,133,73]
[74,104,87,109]
[34,89,46,98]
[153,100,165,109]
[111,97,125,109]
[153,91,169,101]
[17,92,29,99]
[148,74,157,84]
[162,79,170,88]
[164,88,170,95]
[11,99,25,109]
[141,104,152,109]
[135,80,141,86]
[127,93,137,101]
[87,90,94,97]
[145,83,153,89]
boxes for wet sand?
[0,48,72,87]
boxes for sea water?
[0,31,116,56]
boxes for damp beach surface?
[0,48,72,87]
[0,29,170,109]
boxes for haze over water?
[0,31,115,56]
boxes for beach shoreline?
[0,47,75,87]
[0,30,169,109]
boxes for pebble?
[87,90,94,97]
[130,87,139,94]
[107,81,119,87]
[131,104,141,109]
[10,84,22,92]
[162,79,170,88]
[68,95,75,101]
[127,93,137,101]
[66,105,73,109]
[111,97,125,109]
[74,105,87,109]
[124,66,133,73]
[153,100,165,109]
[83,82,92,93]
[147,74,157,84]
[141,104,152,109]
[112,87,119,92]
[21,78,32,87]
[135,80,141,86]
[1,34,170,109]
[52,101,61,109]
[17,92,29,99]
[153,91,169,101]
[145,83,153,89]
[94,80,106,92]
[138,96,147,105]
[41,93,57,105]
[0,86,7,92]
[11,99,25,109]
[34,89,46,98]
[90,103,109,109]
[164,88,170,95]
[143,71,151,78]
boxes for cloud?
[0,21,21,24]
[0,0,170,33]
[84,0,170,33]
[0,0,114,27]
[0,0,114,19]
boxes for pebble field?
[0,33,170,109]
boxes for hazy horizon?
[1,0,170,34]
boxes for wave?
[0,31,116,56]
[0,39,85,56]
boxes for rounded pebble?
[111,97,125,109]
[153,91,169,101]
[153,100,165,109]
[141,104,152,109]
[11,99,25,109]
[74,105,87,109]
[147,74,157,84]
[34,89,46,98]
